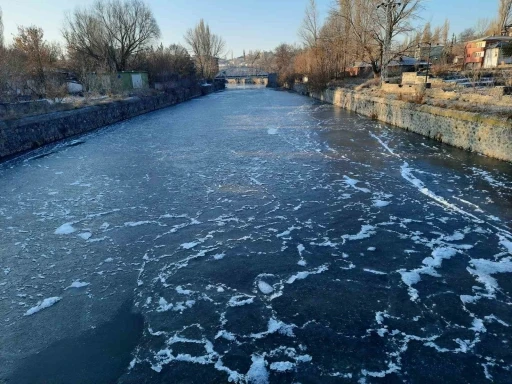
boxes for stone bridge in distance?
[215,67,278,87]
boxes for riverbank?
[0,82,224,161]
[293,83,512,163]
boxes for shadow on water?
[8,301,143,384]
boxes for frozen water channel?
[1,87,512,383]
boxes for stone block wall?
[0,82,224,160]
[294,84,512,163]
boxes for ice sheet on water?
[258,281,274,294]
[24,297,62,316]
[54,223,76,235]
[66,281,90,289]
[78,232,92,240]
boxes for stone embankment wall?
[0,82,224,160]
[294,83,512,163]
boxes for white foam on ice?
[251,318,296,339]
[471,167,509,189]
[228,295,255,307]
[373,200,390,207]
[400,163,483,223]
[276,226,301,238]
[287,264,329,284]
[498,235,512,254]
[247,355,269,384]
[66,281,90,289]
[364,269,386,275]
[176,286,193,295]
[181,241,200,250]
[55,223,76,235]
[467,257,512,297]
[399,247,459,301]
[369,132,400,157]
[343,225,376,241]
[124,221,156,227]
[156,297,173,312]
[24,297,62,316]
[269,361,295,372]
[343,176,371,193]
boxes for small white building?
[483,42,512,68]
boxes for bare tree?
[421,22,432,43]
[340,0,424,78]
[298,0,320,48]
[246,50,261,67]
[474,18,492,38]
[0,6,4,49]
[13,26,62,98]
[441,19,450,45]
[63,0,161,72]
[184,19,226,80]
[273,43,297,85]
[498,0,512,34]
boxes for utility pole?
[377,1,401,85]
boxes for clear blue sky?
[1,0,498,57]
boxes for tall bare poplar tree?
[298,0,320,48]
[0,7,4,49]
[184,19,226,80]
[498,0,512,34]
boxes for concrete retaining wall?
[0,82,224,160]
[294,83,512,163]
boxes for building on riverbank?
[464,36,512,69]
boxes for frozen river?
[1,86,512,383]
